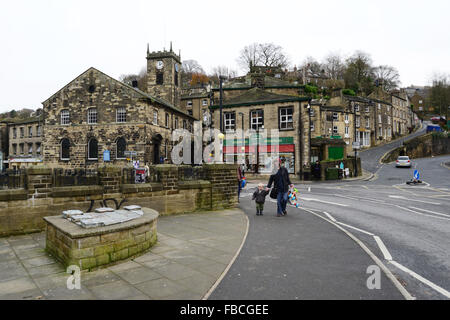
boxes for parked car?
[396,156,412,168]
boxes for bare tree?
[181,60,205,87]
[237,43,260,71]
[322,53,345,80]
[373,65,400,91]
[237,42,290,72]
[211,65,237,79]
[300,56,323,75]
[343,51,375,95]
[119,66,147,91]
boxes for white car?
[396,156,412,168]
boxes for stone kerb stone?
[44,208,158,271]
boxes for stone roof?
[42,67,195,120]
[210,87,309,108]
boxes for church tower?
[146,43,182,108]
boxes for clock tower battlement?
[146,43,182,108]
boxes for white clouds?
[1,0,449,112]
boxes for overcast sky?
[1,0,449,112]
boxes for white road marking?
[301,198,348,207]
[389,195,441,205]
[390,261,450,299]
[335,222,375,236]
[409,206,450,218]
[395,205,450,221]
[373,236,393,261]
[333,193,386,204]
[323,212,336,222]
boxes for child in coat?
[252,183,270,216]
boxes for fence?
[0,169,25,189]
[53,168,99,187]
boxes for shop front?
[224,136,296,174]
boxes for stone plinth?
[44,208,158,271]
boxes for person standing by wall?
[237,165,243,202]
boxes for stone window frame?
[332,112,339,121]
[116,106,126,123]
[345,126,349,136]
[116,137,126,160]
[28,126,33,138]
[87,138,98,160]
[186,100,193,107]
[37,125,42,137]
[310,123,315,132]
[279,106,294,131]
[87,108,97,125]
[366,117,370,128]
[333,125,339,135]
[12,143,17,155]
[356,116,360,128]
[61,109,70,125]
[174,117,178,129]
[36,143,41,155]
[224,111,236,132]
[153,110,158,125]
[19,143,24,154]
[28,143,33,155]
[249,109,264,131]
[156,72,164,85]
[165,113,169,128]
[60,138,71,161]
[20,127,24,138]
[202,99,208,107]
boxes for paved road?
[360,122,427,174]
[210,191,404,300]
[211,126,450,300]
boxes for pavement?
[0,209,247,300]
[209,183,407,300]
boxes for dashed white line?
[373,236,393,261]
[390,261,450,299]
[388,195,441,205]
[395,205,450,221]
[301,198,349,207]
[409,206,450,218]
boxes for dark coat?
[267,167,292,193]
[252,189,269,204]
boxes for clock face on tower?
[156,60,164,70]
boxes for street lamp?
[306,104,312,164]
[239,112,245,163]
[219,76,226,133]
[353,102,358,177]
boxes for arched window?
[116,137,126,159]
[60,138,70,160]
[88,138,98,160]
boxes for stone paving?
[0,208,247,300]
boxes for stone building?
[209,87,311,177]
[6,116,43,169]
[42,47,194,168]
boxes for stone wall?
[45,208,158,270]
[382,133,450,163]
[0,164,238,237]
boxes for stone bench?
[44,208,158,271]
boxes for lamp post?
[353,102,358,177]
[219,76,226,133]
[239,112,244,165]
[307,104,312,165]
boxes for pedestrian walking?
[237,165,243,202]
[267,158,293,217]
[252,183,269,216]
